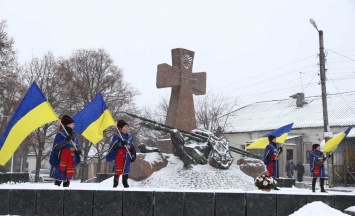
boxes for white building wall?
[26,155,51,173]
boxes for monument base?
[2,189,354,216]
[155,136,174,154]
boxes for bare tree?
[195,91,238,136]
[63,49,139,181]
[138,91,238,148]
[21,51,68,182]
[155,97,169,123]
[92,133,112,175]
[134,106,167,146]
[0,20,24,171]
[153,91,238,136]
[0,19,22,131]
[0,20,17,74]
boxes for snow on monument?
[127,48,263,185]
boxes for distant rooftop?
[224,92,355,133]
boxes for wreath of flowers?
[254,171,277,189]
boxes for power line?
[232,63,317,89]
[303,73,318,91]
[326,55,355,60]
[327,49,355,62]
[220,70,317,100]
[215,54,317,90]
[329,78,355,116]
[211,49,355,108]
[219,63,318,95]
[231,82,319,99]
[214,49,354,94]
[216,73,319,106]
[326,67,355,71]
[239,74,355,99]
[220,73,354,104]
[243,78,354,103]
[331,49,355,53]
[327,60,355,64]
[330,76,355,81]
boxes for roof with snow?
[225,92,355,133]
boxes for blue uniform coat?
[310,150,327,178]
[106,132,133,174]
[264,143,282,178]
[49,130,80,181]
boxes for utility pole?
[318,30,330,135]
[310,19,333,188]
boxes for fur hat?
[312,143,320,151]
[268,135,276,143]
[61,115,74,126]
[117,120,128,130]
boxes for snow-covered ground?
[1,154,355,195]
[1,154,355,215]
[346,206,355,212]
[127,154,255,191]
[0,154,255,191]
[290,201,350,216]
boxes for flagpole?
[59,121,78,151]
[11,155,13,173]
[323,148,336,163]
[275,142,284,158]
[115,126,132,160]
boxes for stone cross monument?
[156,48,206,132]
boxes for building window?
[306,150,311,164]
[303,142,312,164]
[286,149,293,160]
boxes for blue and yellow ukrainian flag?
[72,93,115,144]
[321,125,353,153]
[246,123,294,150]
[0,82,59,165]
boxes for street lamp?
[310,19,333,188]
[309,19,319,31]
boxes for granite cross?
[156,48,206,132]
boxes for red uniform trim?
[313,165,320,177]
[59,149,75,178]
[115,149,128,176]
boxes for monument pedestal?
[155,136,174,154]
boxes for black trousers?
[312,178,326,192]
[113,174,129,188]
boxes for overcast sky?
[1,0,355,109]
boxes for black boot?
[122,174,129,188]
[113,175,119,188]
[320,178,327,193]
[54,180,62,186]
[312,178,317,192]
[63,181,70,187]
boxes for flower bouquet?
[254,171,277,191]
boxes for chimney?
[290,93,307,107]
